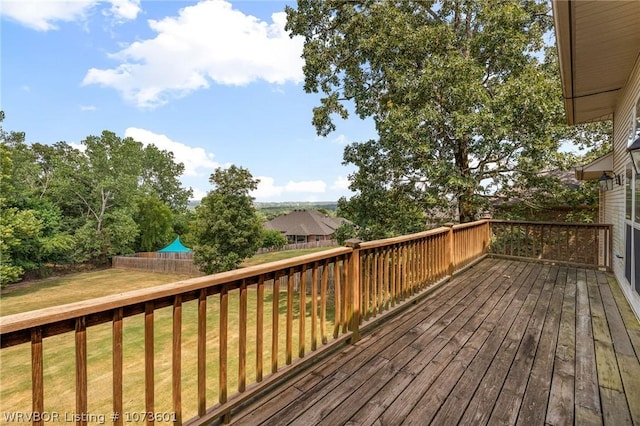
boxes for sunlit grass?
[242,246,336,267]
[0,270,193,317]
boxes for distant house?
[264,210,349,244]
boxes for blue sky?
[1,0,377,202]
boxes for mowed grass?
[1,250,337,424]
[242,246,337,267]
[0,270,194,316]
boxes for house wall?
[609,53,640,320]
[307,235,332,243]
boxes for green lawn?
[0,255,337,423]
[0,270,194,317]
[242,246,337,266]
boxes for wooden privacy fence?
[112,256,202,276]
[113,252,201,275]
[488,220,613,270]
[1,219,610,425]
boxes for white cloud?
[82,0,304,108]
[332,134,349,145]
[107,0,140,21]
[253,177,327,200]
[68,142,86,152]
[80,105,97,111]
[253,176,284,199]
[331,176,350,191]
[125,127,218,176]
[190,187,208,202]
[1,0,140,31]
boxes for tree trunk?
[455,137,475,223]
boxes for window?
[636,176,640,222]
[636,97,640,139]
[627,167,633,221]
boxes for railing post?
[345,238,362,343]
[445,223,455,276]
[483,216,492,254]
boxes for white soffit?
[553,1,640,125]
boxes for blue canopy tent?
[158,237,192,253]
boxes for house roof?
[552,1,640,125]
[264,210,348,237]
[158,237,192,253]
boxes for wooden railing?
[5,218,613,425]
[488,220,612,270]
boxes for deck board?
[229,259,640,426]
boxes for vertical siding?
[610,53,640,318]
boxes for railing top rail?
[452,220,489,231]
[0,246,351,335]
[359,226,450,250]
[489,219,612,228]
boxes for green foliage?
[0,112,193,280]
[0,207,42,287]
[495,121,611,223]
[337,191,427,241]
[260,229,288,249]
[140,144,193,211]
[192,166,263,274]
[334,222,357,245]
[73,211,138,264]
[286,0,567,225]
[135,194,174,252]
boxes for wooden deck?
[230,258,640,426]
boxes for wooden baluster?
[144,303,154,425]
[31,328,44,426]
[299,266,307,358]
[76,317,88,426]
[197,289,207,416]
[372,251,378,316]
[342,257,349,334]
[113,309,123,426]
[321,261,328,344]
[363,252,370,321]
[333,260,342,339]
[239,280,247,392]
[286,269,294,365]
[256,276,264,382]
[380,249,387,310]
[271,273,280,373]
[391,246,397,306]
[219,287,228,404]
[173,295,182,425]
[345,239,361,342]
[311,264,318,351]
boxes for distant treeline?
[188,200,339,218]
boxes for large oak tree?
[287,0,565,227]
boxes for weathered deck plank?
[546,267,576,425]
[228,259,640,426]
[403,264,547,425]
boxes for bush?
[260,229,288,249]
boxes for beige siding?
[609,52,640,319]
